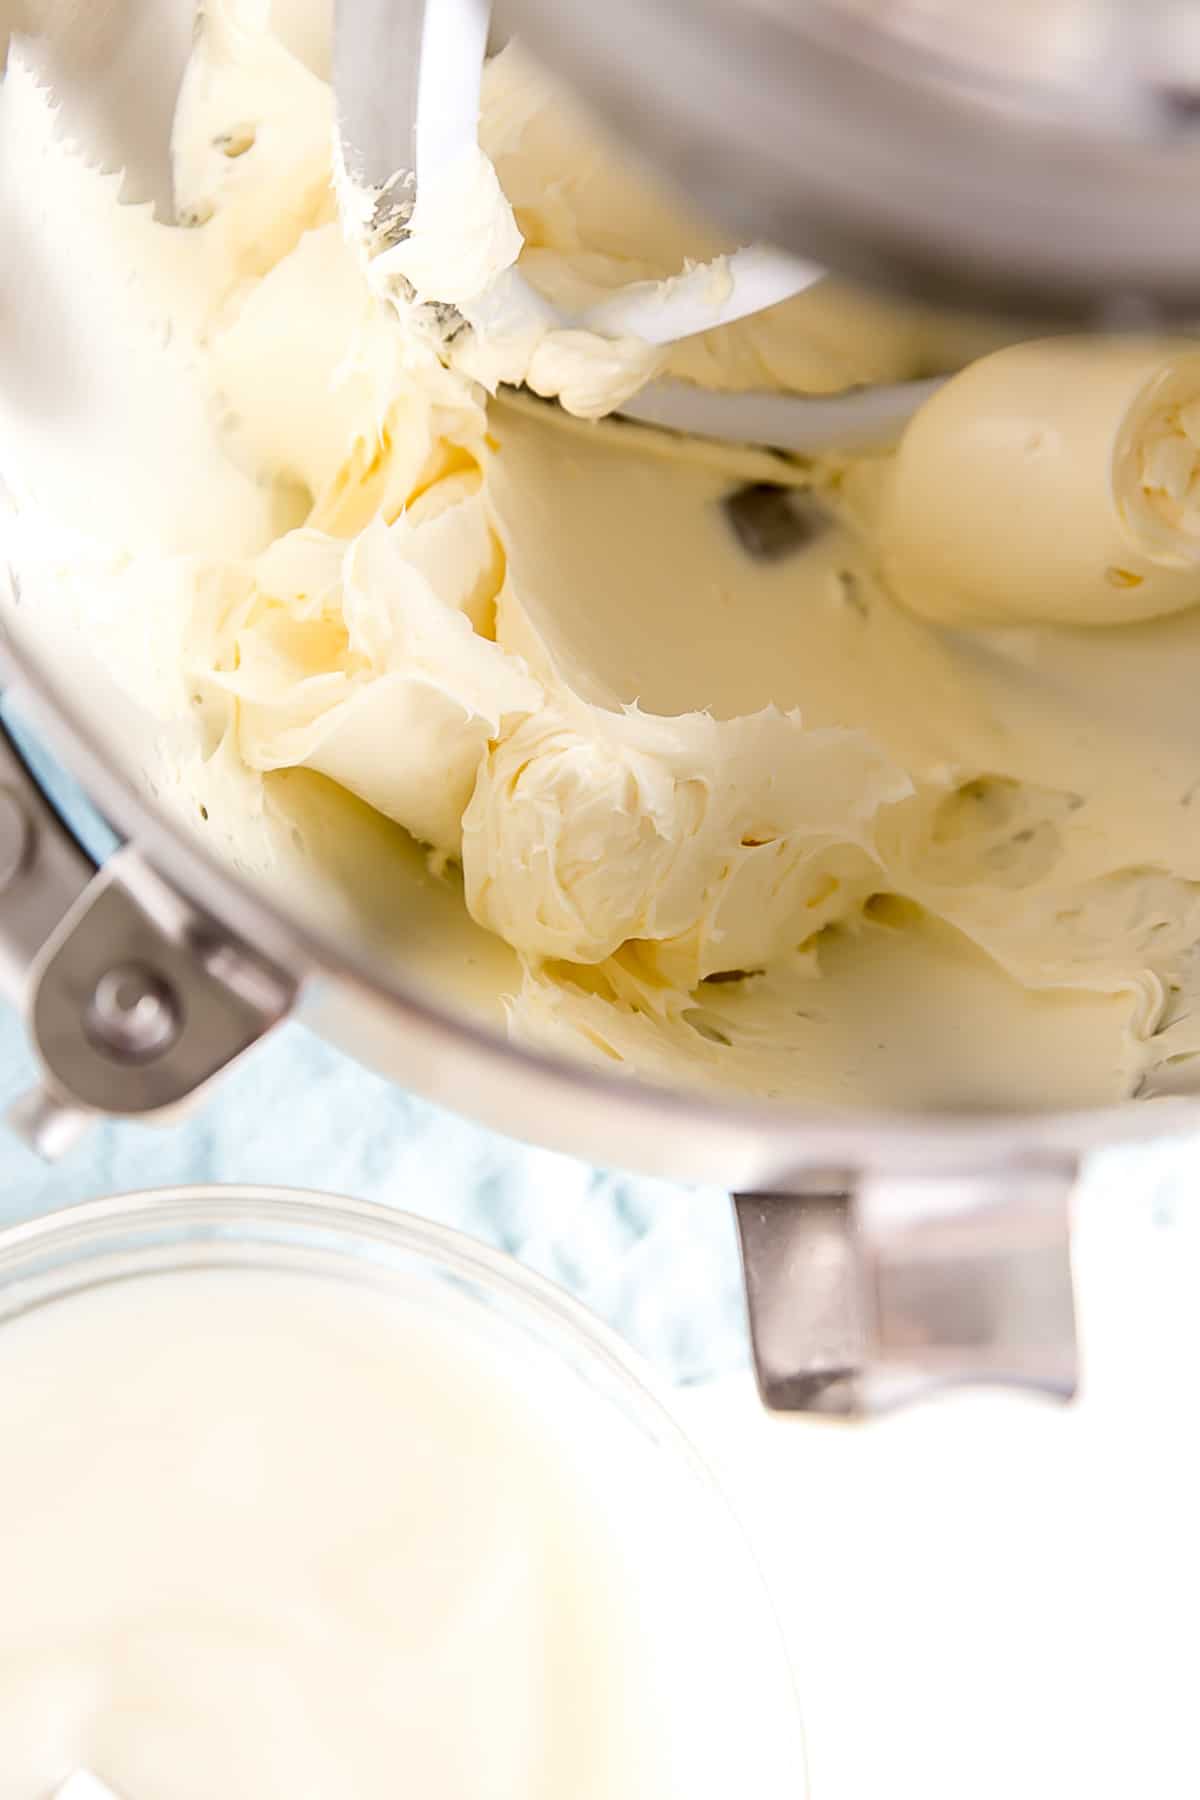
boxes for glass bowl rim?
[0,1182,807,1783]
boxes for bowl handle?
[735,1163,1078,1416]
[0,714,296,1156]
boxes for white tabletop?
[680,1181,1200,1800]
[2,939,1198,1797]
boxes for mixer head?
[493,0,1200,321]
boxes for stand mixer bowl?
[0,0,1192,1416]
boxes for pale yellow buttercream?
[3,4,1200,1112]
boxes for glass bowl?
[0,1185,806,1797]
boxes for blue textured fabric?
[0,1004,747,1383]
[5,977,1198,1386]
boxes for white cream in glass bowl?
[0,1188,804,1799]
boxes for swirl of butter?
[215,518,539,855]
[462,704,910,967]
[462,708,707,963]
[880,338,1200,627]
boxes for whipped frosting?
[463,697,908,972]
[3,1,1200,1112]
[0,1261,794,1796]
[220,517,540,857]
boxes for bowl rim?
[0,1182,696,1422]
[5,637,1196,1180]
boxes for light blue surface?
[3,984,1199,1387]
[0,1005,748,1383]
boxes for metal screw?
[6,1086,93,1162]
[85,963,181,1063]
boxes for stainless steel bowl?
[0,0,1178,1415]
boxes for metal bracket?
[735,1164,1079,1418]
[0,717,297,1156]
